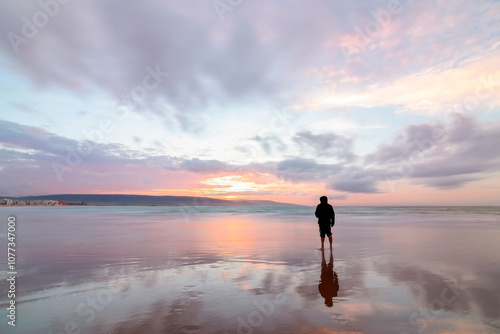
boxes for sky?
[0,0,499,206]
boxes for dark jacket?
[315,203,335,226]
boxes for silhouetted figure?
[318,249,339,307]
[315,196,335,250]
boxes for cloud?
[365,122,445,165]
[0,120,186,195]
[2,111,500,198]
[310,113,500,194]
[293,130,356,162]
[0,120,184,170]
[293,1,500,114]
[10,102,37,113]
[418,175,480,190]
[3,0,496,123]
[179,158,229,174]
[275,158,343,183]
[251,134,287,155]
[327,167,385,193]
[0,0,347,128]
[327,194,348,200]
[370,113,500,189]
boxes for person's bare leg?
[320,237,325,250]
[329,235,333,249]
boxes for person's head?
[320,196,328,204]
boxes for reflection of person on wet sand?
[318,249,339,307]
[315,196,335,250]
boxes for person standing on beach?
[315,196,335,250]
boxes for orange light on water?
[199,215,261,249]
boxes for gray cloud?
[376,113,500,189]
[0,120,180,194]
[10,102,37,113]
[293,131,356,162]
[418,175,480,189]
[322,114,500,193]
[179,158,229,174]
[365,122,445,165]
[275,158,343,183]
[327,167,385,193]
[0,120,185,170]
[327,194,348,200]
[251,134,287,155]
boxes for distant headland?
[0,194,298,207]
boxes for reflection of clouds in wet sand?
[4,208,500,333]
[93,289,206,334]
[342,223,500,333]
[377,262,500,332]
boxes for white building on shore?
[1,199,59,206]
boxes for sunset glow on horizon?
[1,0,499,206]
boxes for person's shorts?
[318,223,332,238]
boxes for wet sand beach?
[1,206,499,333]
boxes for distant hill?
[6,194,298,206]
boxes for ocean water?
[0,206,499,333]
